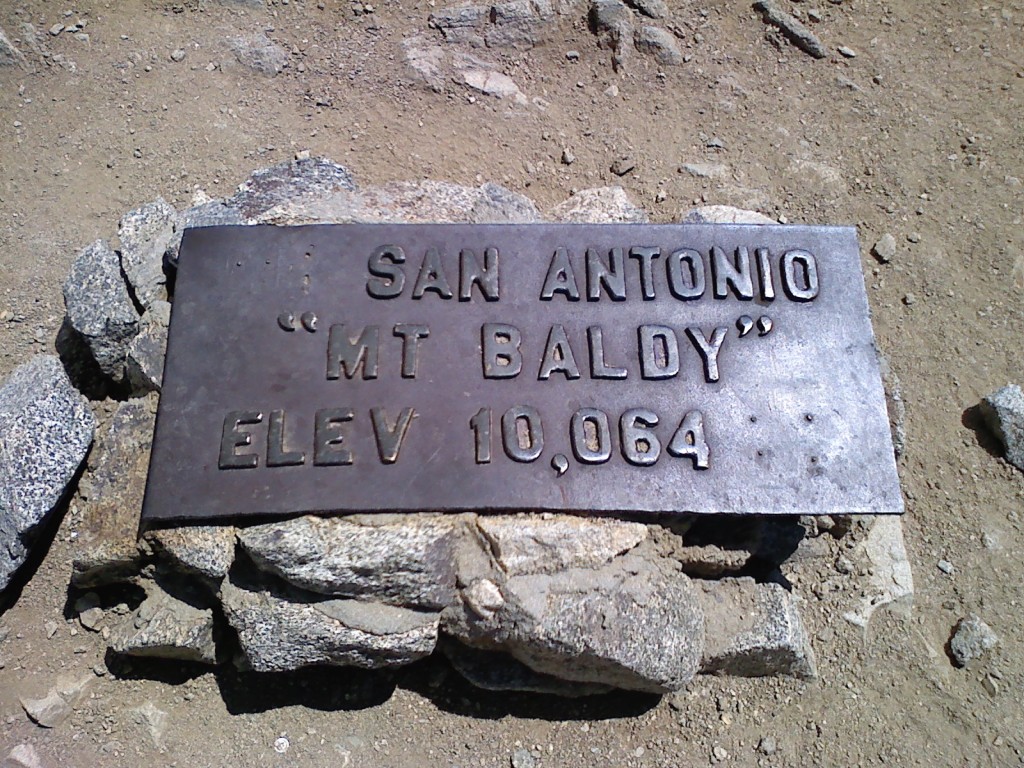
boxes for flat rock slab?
[0,356,95,593]
[109,578,219,664]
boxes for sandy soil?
[0,0,1022,766]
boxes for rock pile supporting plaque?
[2,157,920,695]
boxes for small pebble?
[170,48,186,62]
[838,45,857,57]
[758,736,778,756]
[610,156,635,176]
[566,50,580,61]
[561,149,575,165]
[273,736,289,754]
[937,559,955,575]
[907,232,921,243]
[902,293,916,306]
[604,84,619,97]
[49,23,64,36]
[871,233,896,263]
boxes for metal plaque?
[142,223,903,523]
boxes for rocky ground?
[1,0,1023,766]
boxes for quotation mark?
[551,454,569,477]
[278,311,319,333]
[737,315,773,338]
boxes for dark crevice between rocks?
[0,457,90,617]
[55,319,119,401]
[63,580,147,624]
[116,250,147,318]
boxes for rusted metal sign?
[142,223,903,522]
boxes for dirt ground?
[1,0,1023,765]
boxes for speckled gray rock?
[109,578,219,664]
[118,198,176,309]
[63,239,141,382]
[634,25,682,65]
[624,0,666,18]
[238,515,459,610]
[221,575,438,672]
[126,300,171,393]
[475,514,647,576]
[440,641,612,696]
[0,356,95,593]
[167,199,245,268]
[445,548,705,693]
[589,0,633,68]
[72,395,157,587]
[980,385,1024,471]
[145,525,236,582]
[548,187,648,223]
[679,205,775,225]
[0,26,27,68]
[227,34,288,75]
[949,614,998,667]
[229,157,356,221]
[699,578,816,679]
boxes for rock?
[238,515,459,610]
[0,26,27,68]
[72,395,157,587]
[441,640,612,696]
[130,702,169,749]
[126,300,170,393]
[679,205,775,224]
[549,187,649,223]
[872,233,897,263]
[4,744,44,768]
[589,0,633,69]
[561,148,576,164]
[674,544,751,577]
[19,675,92,728]
[0,356,95,593]
[444,548,705,693]
[949,614,998,667]
[634,25,682,65]
[428,4,490,44]
[227,34,288,75]
[700,578,817,679]
[221,574,438,671]
[980,385,1024,471]
[841,516,913,628]
[145,525,236,581]
[462,69,528,105]
[108,578,219,664]
[170,48,186,62]
[511,748,536,768]
[118,198,177,309]
[610,156,635,176]
[475,514,647,576]
[402,36,446,91]
[753,0,827,59]
[167,199,246,268]
[838,45,857,58]
[937,559,955,575]
[229,158,357,222]
[74,591,104,630]
[625,0,667,18]
[62,240,141,382]
[680,162,727,178]
[487,0,555,48]
[758,736,777,756]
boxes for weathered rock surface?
[624,0,666,19]
[145,525,236,582]
[0,26,27,68]
[589,0,633,69]
[19,675,92,728]
[221,575,438,672]
[949,614,998,667]
[230,157,356,221]
[980,385,1024,471]
[126,300,170,393]
[445,548,705,693]
[403,36,446,91]
[239,515,459,610]
[679,205,775,225]
[699,578,816,679]
[167,199,246,268]
[3,743,44,768]
[842,516,913,628]
[118,198,176,309]
[476,514,647,576]
[63,240,140,382]
[462,68,528,104]
[548,186,648,223]
[109,578,219,664]
[754,0,827,59]
[72,395,157,587]
[227,34,288,75]
[429,0,555,49]
[0,356,94,593]
[634,25,681,65]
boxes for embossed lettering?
[620,408,661,466]
[314,408,354,466]
[501,405,544,462]
[538,324,581,380]
[539,247,581,301]
[666,248,706,300]
[587,326,627,379]
[327,324,379,380]
[481,323,523,378]
[628,247,660,300]
[711,246,754,300]
[668,410,710,469]
[370,407,415,464]
[586,247,626,301]
[781,249,819,301]
[638,325,680,380]
[412,247,454,299]
[756,247,776,301]
[366,244,405,299]
[685,325,728,383]
[459,247,500,301]
[393,324,430,379]
[470,407,491,464]
[219,410,263,469]
[266,410,305,467]
[570,408,612,464]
